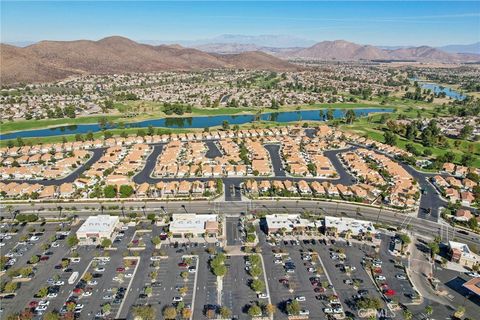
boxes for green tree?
[326,109,334,121]
[250,279,265,292]
[427,241,440,258]
[384,131,397,146]
[4,282,17,293]
[43,312,61,320]
[286,300,301,316]
[103,185,117,198]
[345,109,356,124]
[249,265,262,278]
[119,185,134,198]
[162,306,177,320]
[222,120,230,130]
[66,235,79,248]
[403,309,413,320]
[102,303,111,315]
[101,238,112,248]
[425,305,433,317]
[37,286,49,298]
[29,255,40,264]
[247,304,262,317]
[151,236,161,246]
[219,306,232,318]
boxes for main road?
[1,199,478,249]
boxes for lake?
[411,78,466,100]
[0,108,392,140]
[418,83,466,100]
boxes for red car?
[28,301,39,308]
[384,289,396,296]
[116,267,125,272]
[72,288,83,294]
[314,287,325,293]
[178,262,188,268]
[40,256,49,261]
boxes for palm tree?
[57,206,63,219]
[403,309,413,320]
[425,305,433,318]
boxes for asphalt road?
[3,148,105,186]
[3,200,479,249]
[264,144,286,177]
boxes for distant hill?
[438,42,480,54]
[278,40,480,62]
[0,36,298,85]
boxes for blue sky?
[1,1,479,46]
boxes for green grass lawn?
[343,119,480,168]
[1,101,398,135]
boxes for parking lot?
[221,256,259,318]
[1,216,461,320]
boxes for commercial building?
[448,241,480,268]
[264,214,317,234]
[463,278,480,297]
[76,215,121,245]
[169,214,219,238]
[324,216,376,238]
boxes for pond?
[410,78,466,100]
[0,108,393,140]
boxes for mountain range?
[194,40,480,62]
[277,40,480,62]
[2,36,479,85]
[0,36,297,85]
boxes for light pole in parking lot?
[376,206,383,224]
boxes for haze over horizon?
[2,1,479,47]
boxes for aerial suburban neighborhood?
[1,1,480,320]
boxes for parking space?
[193,253,218,319]
[315,239,384,319]
[0,223,87,317]
[375,234,417,305]
[221,256,258,318]
[225,217,244,246]
[132,247,197,319]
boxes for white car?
[333,307,344,313]
[257,293,269,299]
[87,280,98,286]
[70,257,81,263]
[395,274,407,280]
[51,242,60,248]
[300,310,310,316]
[375,275,386,281]
[82,291,93,297]
[324,308,333,314]
[54,281,65,286]
[295,296,306,302]
[466,272,480,278]
[103,295,113,300]
[75,304,84,309]
[47,293,58,298]
[35,306,48,312]
[274,259,283,264]
[95,267,105,272]
[173,296,183,302]
[38,301,50,306]
[30,236,40,241]
[125,273,133,278]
